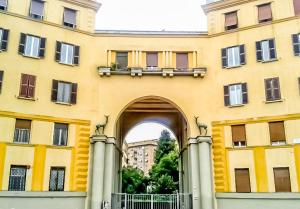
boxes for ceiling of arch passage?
[95,0,207,31]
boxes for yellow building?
[0,0,300,209]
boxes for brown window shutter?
[146,52,158,67]
[73,45,80,65]
[18,33,26,54]
[294,0,300,15]
[19,74,29,97]
[224,85,230,106]
[269,121,286,142]
[225,11,238,28]
[27,75,36,98]
[176,53,188,70]
[235,168,251,192]
[242,83,248,104]
[55,41,61,62]
[39,37,46,58]
[1,29,9,51]
[232,125,246,142]
[15,119,31,129]
[274,167,291,192]
[221,48,228,68]
[51,80,58,102]
[0,70,3,93]
[258,3,272,22]
[70,83,77,104]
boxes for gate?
[111,193,192,209]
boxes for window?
[235,168,251,192]
[29,0,44,20]
[256,39,276,62]
[19,34,46,58]
[231,125,246,147]
[0,71,3,93]
[224,83,248,106]
[222,45,245,68]
[116,52,128,70]
[14,119,31,143]
[49,167,65,191]
[63,8,76,28]
[264,77,281,101]
[146,52,158,68]
[258,3,272,23]
[292,33,300,56]
[19,74,36,99]
[273,167,291,192]
[0,0,7,10]
[55,42,79,65]
[293,0,300,16]
[0,28,9,51]
[8,166,27,191]
[51,80,77,104]
[53,123,68,146]
[225,11,238,30]
[269,121,286,145]
[176,53,188,70]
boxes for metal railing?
[111,193,192,209]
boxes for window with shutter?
[273,167,291,192]
[229,84,242,105]
[0,0,7,10]
[225,45,245,68]
[29,0,44,20]
[52,81,77,105]
[294,0,300,16]
[19,34,45,58]
[116,52,128,70]
[49,167,65,191]
[258,3,272,23]
[176,53,188,70]
[225,11,238,31]
[19,74,36,99]
[146,52,158,68]
[53,123,68,146]
[292,34,300,56]
[235,168,251,192]
[269,121,286,145]
[0,28,9,51]
[0,71,3,93]
[63,8,76,28]
[14,119,31,143]
[256,39,276,62]
[264,77,281,101]
[9,166,27,191]
[232,125,246,147]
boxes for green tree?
[122,167,148,194]
[154,129,176,163]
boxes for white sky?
[95,0,207,31]
[125,122,176,143]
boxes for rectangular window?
[232,125,246,147]
[222,45,245,68]
[9,166,27,191]
[269,121,286,145]
[49,167,65,191]
[293,0,300,16]
[146,52,158,68]
[273,167,291,192]
[225,11,238,30]
[235,168,251,192]
[19,33,46,58]
[19,74,36,98]
[51,80,77,104]
[258,3,272,23]
[292,34,300,56]
[0,71,3,93]
[0,0,7,10]
[53,123,68,146]
[0,28,9,51]
[29,0,44,20]
[264,77,281,101]
[176,53,188,70]
[55,42,79,65]
[116,52,128,70]
[256,39,276,62]
[224,83,248,106]
[63,8,76,28]
[14,119,31,143]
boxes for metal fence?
[111,193,192,209]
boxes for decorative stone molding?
[162,68,174,77]
[193,68,207,78]
[90,135,108,143]
[97,67,111,77]
[130,68,143,77]
[197,136,212,144]
[59,0,101,12]
[202,0,257,14]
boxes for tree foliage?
[122,167,148,194]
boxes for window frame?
[257,3,273,23]
[14,119,31,144]
[60,43,75,65]
[116,52,128,70]
[273,167,292,192]
[269,121,286,145]
[231,124,247,147]
[224,11,238,31]
[234,168,251,193]
[264,77,281,102]
[8,165,27,191]
[24,35,41,58]
[53,123,69,146]
[29,0,45,20]
[19,74,36,99]
[146,52,158,68]
[63,8,77,29]
[49,167,65,191]
[0,0,7,10]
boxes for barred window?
[8,166,27,191]
[49,167,65,191]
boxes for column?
[107,50,112,66]
[193,51,197,68]
[165,51,169,67]
[138,51,142,67]
[169,51,173,68]
[188,138,201,209]
[90,135,107,209]
[31,145,46,191]
[132,50,135,67]
[198,136,214,209]
[162,51,166,67]
[253,147,268,192]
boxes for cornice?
[59,0,101,12]
[202,0,258,14]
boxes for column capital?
[188,137,199,145]
[90,135,108,144]
[106,137,116,145]
[197,136,212,144]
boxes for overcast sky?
[95,0,207,31]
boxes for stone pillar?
[90,135,107,209]
[198,136,214,209]
[188,138,201,209]
[107,50,112,66]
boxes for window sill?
[21,54,41,59]
[264,99,284,104]
[225,65,243,69]
[233,145,247,148]
[58,62,76,67]
[17,96,37,101]
[260,59,278,63]
[55,101,72,106]
[228,104,245,108]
